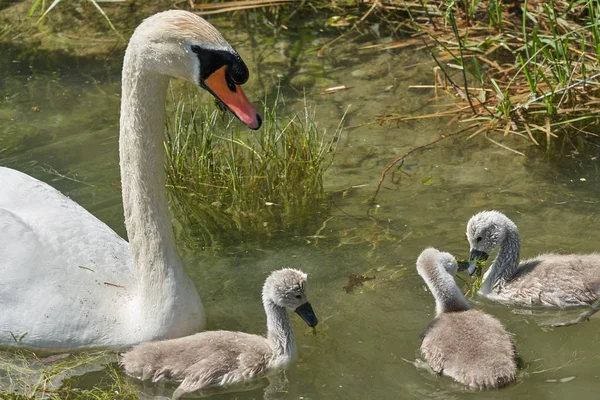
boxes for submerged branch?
[370,123,477,204]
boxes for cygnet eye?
[295,294,302,299]
[476,236,482,243]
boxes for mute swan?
[0,10,261,350]
[467,210,600,327]
[417,248,517,389]
[121,268,318,400]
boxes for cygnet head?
[262,269,318,327]
[417,248,470,315]
[417,248,459,279]
[128,10,261,129]
[466,210,517,274]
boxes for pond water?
[2,8,600,400]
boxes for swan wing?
[0,167,134,349]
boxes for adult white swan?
[0,10,261,350]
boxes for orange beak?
[203,66,261,130]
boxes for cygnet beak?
[295,302,318,327]
[468,250,489,276]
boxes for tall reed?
[421,0,600,145]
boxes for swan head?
[417,248,459,280]
[262,268,318,327]
[466,210,516,274]
[129,10,261,129]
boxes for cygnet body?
[121,268,318,399]
[418,248,517,389]
[467,211,600,314]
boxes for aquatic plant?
[354,0,600,150]
[0,350,136,399]
[455,257,486,297]
[164,87,344,246]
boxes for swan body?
[121,268,318,400]
[417,248,517,389]
[0,10,261,350]
[467,211,600,308]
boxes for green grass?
[405,0,600,147]
[164,87,345,246]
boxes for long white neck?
[423,267,470,316]
[482,227,521,294]
[119,44,202,333]
[264,300,296,360]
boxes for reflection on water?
[2,12,600,400]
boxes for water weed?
[0,350,135,399]
[164,87,344,246]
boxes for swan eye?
[191,45,201,54]
[476,236,482,243]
